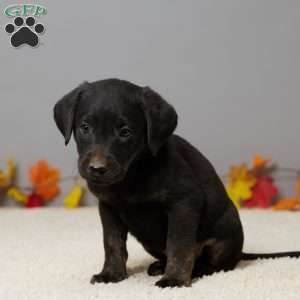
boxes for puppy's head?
[54,79,177,187]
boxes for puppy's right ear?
[54,82,89,145]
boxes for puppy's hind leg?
[148,260,166,276]
[144,247,166,276]
[192,239,241,279]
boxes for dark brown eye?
[79,122,91,135]
[119,127,132,138]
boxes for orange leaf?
[28,160,61,201]
[252,155,269,169]
[273,198,300,210]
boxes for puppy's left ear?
[141,87,178,155]
[54,82,90,145]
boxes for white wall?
[1,0,299,205]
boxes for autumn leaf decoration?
[226,155,279,209]
[0,159,16,201]
[243,155,278,208]
[226,164,256,208]
[272,179,300,211]
[243,176,278,208]
[28,160,61,206]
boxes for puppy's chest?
[105,190,168,246]
[119,203,168,247]
[100,187,169,207]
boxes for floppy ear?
[53,82,89,145]
[142,87,178,155]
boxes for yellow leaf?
[228,164,256,187]
[64,185,83,208]
[0,159,16,187]
[7,187,27,203]
[226,180,254,209]
[6,159,15,180]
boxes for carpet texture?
[0,208,300,300]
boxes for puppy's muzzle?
[80,150,124,185]
[88,152,107,176]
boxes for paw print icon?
[5,16,45,48]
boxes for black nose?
[88,166,108,176]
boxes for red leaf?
[26,193,44,208]
[244,176,278,208]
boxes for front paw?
[155,276,190,288]
[90,271,127,284]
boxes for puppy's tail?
[242,251,300,260]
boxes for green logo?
[4,4,47,18]
[4,4,47,48]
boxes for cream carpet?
[0,208,300,300]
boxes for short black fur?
[54,78,300,288]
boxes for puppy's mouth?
[79,165,125,188]
[86,172,125,187]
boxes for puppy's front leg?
[91,202,128,284]
[155,204,198,288]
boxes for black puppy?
[54,79,300,288]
